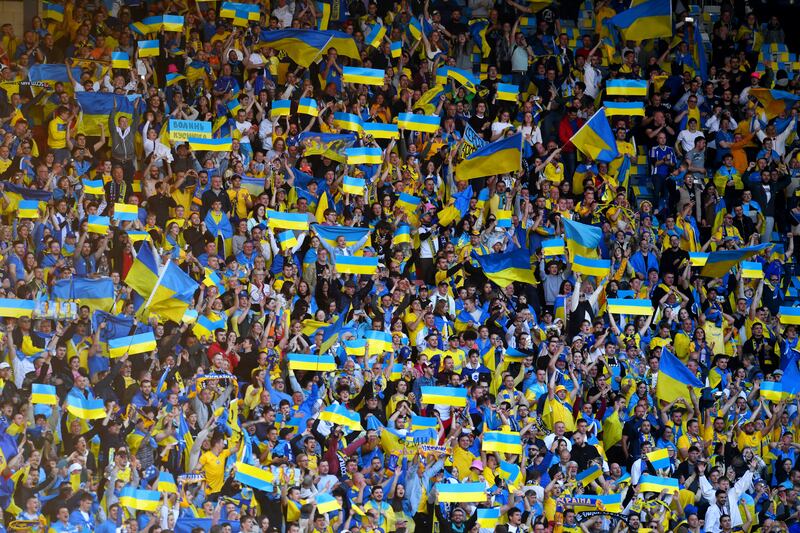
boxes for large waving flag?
[655,348,703,403]
[125,242,198,322]
[471,247,536,286]
[257,29,359,66]
[119,487,161,511]
[76,92,137,136]
[570,108,619,163]
[457,133,523,180]
[28,64,82,88]
[319,404,363,431]
[606,0,672,41]
[52,277,114,313]
[750,88,800,119]
[700,243,770,279]
[562,217,603,258]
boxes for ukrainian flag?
[568,493,623,513]
[435,482,487,503]
[267,210,309,230]
[113,203,138,222]
[297,97,318,116]
[31,384,57,405]
[52,277,115,313]
[108,332,157,358]
[76,92,135,136]
[319,404,363,430]
[606,0,672,41]
[472,247,536,286]
[407,17,422,40]
[570,107,619,162]
[393,224,411,246]
[576,464,603,486]
[221,2,261,20]
[119,487,161,511]
[750,88,800,119]
[336,256,379,275]
[126,230,150,243]
[603,101,645,116]
[161,15,184,31]
[82,179,104,195]
[414,85,445,114]
[157,472,178,494]
[468,18,491,58]
[166,72,186,86]
[447,67,481,93]
[346,147,382,165]
[362,122,399,139]
[780,307,800,325]
[189,137,232,152]
[66,396,106,420]
[740,261,763,279]
[761,381,792,402]
[334,112,363,132]
[495,83,519,102]
[227,99,242,116]
[689,252,709,266]
[111,52,130,69]
[573,255,610,277]
[364,24,386,49]
[542,238,566,256]
[396,192,421,212]
[607,298,653,315]
[410,415,438,430]
[316,494,342,513]
[278,231,298,251]
[342,176,365,195]
[312,224,370,249]
[562,218,603,258]
[390,41,402,58]
[638,474,679,494]
[287,353,336,371]
[606,80,648,97]
[29,64,82,88]
[270,99,291,119]
[496,209,512,228]
[125,242,198,323]
[343,339,366,356]
[701,243,769,279]
[364,330,393,353]
[656,348,703,403]
[137,40,160,58]
[397,112,440,133]
[87,215,110,234]
[130,21,152,36]
[498,460,523,488]
[457,132,522,180]
[421,386,467,407]
[193,315,227,338]
[482,431,522,454]
[646,448,671,469]
[42,2,65,22]
[257,29,359,67]
[477,508,501,529]
[234,462,273,491]
[18,200,41,219]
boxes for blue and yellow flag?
[750,88,800,119]
[346,147,382,165]
[421,386,467,407]
[76,92,136,136]
[42,2,65,22]
[646,448,671,469]
[66,396,106,420]
[482,431,522,454]
[267,210,309,230]
[52,277,115,313]
[108,332,157,358]
[319,404,363,430]
[606,0,672,41]
[655,348,703,402]
[468,19,491,58]
[364,24,386,49]
[472,247,536,286]
[398,112,440,133]
[457,132,522,180]
[234,462,273,491]
[119,487,161,511]
[362,122,399,139]
[572,256,611,277]
[570,108,619,162]
[435,482,487,503]
[31,384,57,405]
[336,256,379,275]
[562,218,603,258]
[258,29,359,67]
[701,243,769,279]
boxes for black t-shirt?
[146,193,177,227]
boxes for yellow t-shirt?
[48,117,68,150]
[199,449,231,493]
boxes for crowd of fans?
[0,0,799,532]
